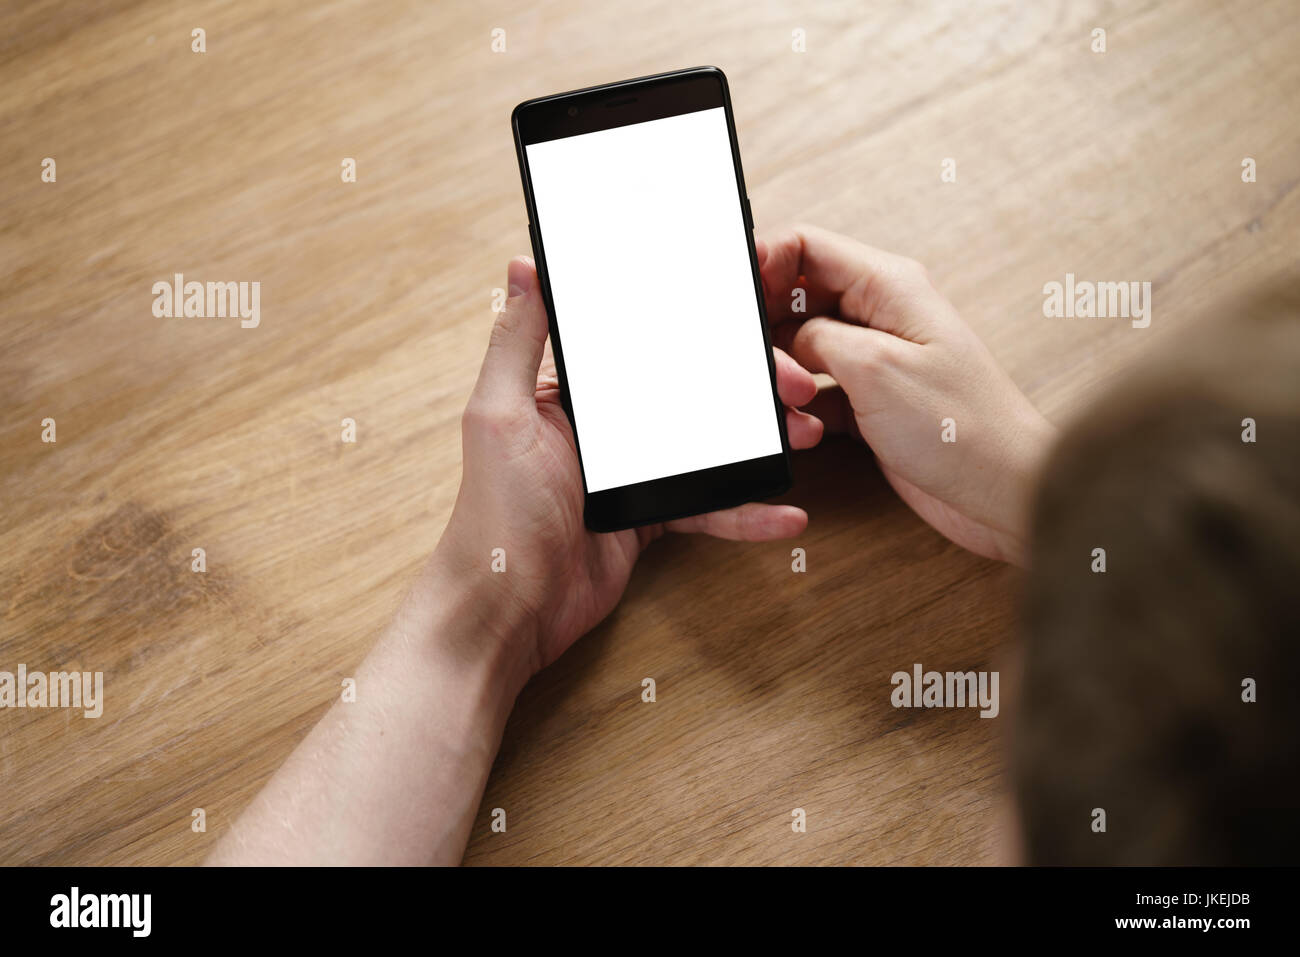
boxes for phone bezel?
[511,66,792,532]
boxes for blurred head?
[1011,282,1300,864]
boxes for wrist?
[996,408,1057,566]
[386,547,540,714]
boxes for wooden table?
[1,0,1296,865]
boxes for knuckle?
[898,256,931,286]
[869,337,905,373]
[461,397,505,433]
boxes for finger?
[759,224,938,337]
[788,315,897,382]
[802,385,862,441]
[473,257,549,403]
[769,317,801,356]
[634,523,666,552]
[785,407,824,449]
[665,503,807,541]
[756,224,840,325]
[772,347,818,407]
[539,337,557,381]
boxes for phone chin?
[583,453,792,531]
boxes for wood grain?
[0,0,1295,865]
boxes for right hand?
[757,224,1055,565]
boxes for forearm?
[206,556,534,866]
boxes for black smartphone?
[511,66,792,532]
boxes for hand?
[433,256,823,679]
[756,224,1055,565]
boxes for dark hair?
[1012,284,1300,864]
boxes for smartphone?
[511,66,791,532]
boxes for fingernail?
[507,258,533,298]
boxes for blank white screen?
[526,107,781,493]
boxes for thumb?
[788,315,895,385]
[475,257,548,402]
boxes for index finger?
[665,502,807,541]
[756,226,841,326]
[758,224,937,339]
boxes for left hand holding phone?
[434,255,824,676]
